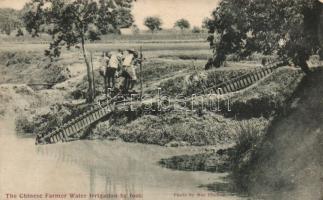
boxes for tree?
[131,24,140,35]
[97,0,134,34]
[22,0,135,102]
[205,0,323,73]
[144,16,162,33]
[16,28,24,37]
[174,18,190,31]
[192,26,201,33]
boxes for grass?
[0,51,71,84]
[158,51,211,60]
[89,106,273,147]
[0,41,209,55]
[0,30,208,44]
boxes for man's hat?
[127,48,137,53]
[127,49,138,57]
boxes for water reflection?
[0,119,245,200]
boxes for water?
[0,119,244,200]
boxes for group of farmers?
[99,49,141,96]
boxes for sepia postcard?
[0,0,323,199]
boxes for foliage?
[144,16,162,33]
[174,18,190,30]
[97,0,134,34]
[205,0,323,73]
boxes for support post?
[139,46,143,101]
[90,51,96,99]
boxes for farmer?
[121,49,141,92]
[100,50,123,95]
[106,50,123,88]
[99,51,110,96]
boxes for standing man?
[106,50,123,89]
[99,51,110,96]
[100,50,123,96]
[121,49,140,92]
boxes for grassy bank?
[229,68,323,199]
[90,112,269,146]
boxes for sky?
[0,0,220,29]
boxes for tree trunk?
[298,59,311,74]
[293,49,311,74]
[81,38,94,103]
[139,46,143,100]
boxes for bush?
[233,120,268,160]
[228,119,270,192]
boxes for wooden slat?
[242,78,248,86]
[225,85,231,93]
[223,86,228,94]
[228,83,234,91]
[261,69,267,77]
[239,79,245,88]
[62,129,68,141]
[235,79,241,89]
[247,76,252,83]
[55,134,60,142]
[233,82,238,91]
[93,111,99,120]
[79,115,85,127]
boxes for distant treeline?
[0,8,23,35]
